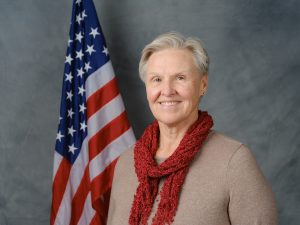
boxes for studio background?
[0,0,299,224]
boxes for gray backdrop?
[0,0,299,224]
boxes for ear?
[199,74,208,95]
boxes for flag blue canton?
[55,0,110,164]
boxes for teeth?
[160,101,178,106]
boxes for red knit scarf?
[129,111,213,225]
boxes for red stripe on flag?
[68,158,118,225]
[86,78,119,119]
[89,111,130,160]
[69,166,90,225]
[91,159,118,224]
[51,158,72,225]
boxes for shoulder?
[204,130,243,151]
[199,130,246,163]
[192,130,261,184]
[206,131,258,173]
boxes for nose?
[161,80,176,96]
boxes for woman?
[107,32,277,225]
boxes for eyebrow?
[147,70,190,77]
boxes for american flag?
[51,0,136,224]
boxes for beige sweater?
[107,131,277,225]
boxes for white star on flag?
[68,144,77,154]
[89,27,100,38]
[66,90,73,101]
[82,10,87,19]
[68,126,76,137]
[84,62,92,72]
[79,103,86,113]
[67,108,75,119]
[56,131,64,142]
[80,121,87,132]
[65,72,73,82]
[77,67,85,78]
[78,85,85,96]
[102,46,109,56]
[76,49,84,60]
[86,44,96,55]
[75,31,83,42]
[75,0,82,5]
[76,14,83,24]
[65,54,73,65]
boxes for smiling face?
[145,48,208,128]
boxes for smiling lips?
[159,101,181,106]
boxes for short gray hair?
[139,32,209,81]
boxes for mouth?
[158,101,181,106]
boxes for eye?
[152,77,161,82]
[176,74,185,80]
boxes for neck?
[156,111,199,158]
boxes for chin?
[153,109,199,128]
[154,114,187,127]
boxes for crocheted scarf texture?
[129,111,213,225]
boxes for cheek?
[146,86,160,103]
[180,85,201,103]
[180,83,197,97]
[190,82,202,99]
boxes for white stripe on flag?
[77,193,95,225]
[89,128,135,180]
[54,181,72,225]
[52,151,63,181]
[87,94,125,137]
[85,61,115,99]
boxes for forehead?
[146,48,196,74]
